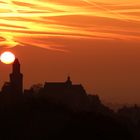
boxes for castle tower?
[9,58,23,94]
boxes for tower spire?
[66,75,72,86]
[12,58,20,73]
[10,58,23,94]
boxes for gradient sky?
[0,0,140,104]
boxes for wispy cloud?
[0,0,139,51]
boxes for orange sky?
[0,0,140,104]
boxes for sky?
[0,0,140,104]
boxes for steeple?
[12,58,20,74]
[10,58,23,94]
[65,76,72,86]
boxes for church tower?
[9,58,23,94]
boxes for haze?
[0,0,140,104]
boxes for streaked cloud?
[0,0,139,51]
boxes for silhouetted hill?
[0,58,138,140]
[0,97,133,140]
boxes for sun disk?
[0,51,15,64]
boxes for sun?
[0,51,15,64]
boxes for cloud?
[0,0,139,50]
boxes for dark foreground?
[0,97,139,140]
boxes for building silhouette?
[1,58,23,101]
[0,58,109,112]
[39,76,88,110]
[10,58,23,94]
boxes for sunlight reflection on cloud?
[0,0,139,51]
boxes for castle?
[0,58,105,112]
[1,58,87,108]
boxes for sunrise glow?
[0,0,139,51]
